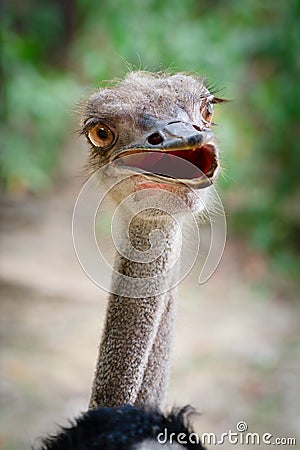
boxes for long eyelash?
[212,97,229,104]
[80,118,101,135]
[205,81,229,103]
[205,81,223,96]
[80,123,92,136]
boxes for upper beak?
[148,121,214,150]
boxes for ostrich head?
[81,72,224,217]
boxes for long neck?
[89,213,182,409]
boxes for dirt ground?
[1,141,299,450]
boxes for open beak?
[111,121,220,189]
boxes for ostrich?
[37,71,225,449]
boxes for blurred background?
[1,0,299,449]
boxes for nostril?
[148,133,164,145]
[193,124,202,132]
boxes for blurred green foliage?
[1,0,300,270]
[1,0,81,191]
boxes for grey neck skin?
[89,213,181,409]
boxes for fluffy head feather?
[36,405,206,450]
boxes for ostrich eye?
[87,123,115,148]
[201,99,214,125]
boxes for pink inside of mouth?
[115,145,216,180]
